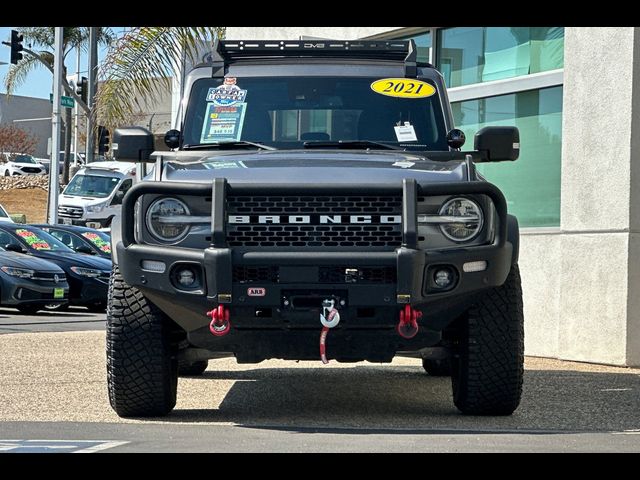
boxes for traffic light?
[76,76,88,104]
[98,126,110,155]
[10,30,23,65]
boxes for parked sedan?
[0,245,69,314]
[0,224,111,312]
[33,224,112,259]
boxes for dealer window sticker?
[81,232,112,254]
[15,229,51,251]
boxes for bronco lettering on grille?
[228,215,401,224]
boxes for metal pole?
[48,27,64,225]
[73,46,80,166]
[85,27,98,163]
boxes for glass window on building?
[451,86,562,227]
[396,30,431,63]
[437,27,564,88]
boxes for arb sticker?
[247,287,266,297]
[370,78,436,99]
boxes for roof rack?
[202,39,425,78]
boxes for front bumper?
[0,276,69,307]
[116,179,514,341]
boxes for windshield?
[11,227,74,253]
[81,231,111,254]
[63,174,120,198]
[182,76,448,151]
[14,154,36,164]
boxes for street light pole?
[47,27,64,225]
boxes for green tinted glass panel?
[396,31,431,63]
[451,86,562,227]
[437,27,564,88]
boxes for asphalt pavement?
[0,311,639,452]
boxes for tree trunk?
[63,106,72,185]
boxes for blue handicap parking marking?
[0,440,127,453]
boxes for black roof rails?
[202,39,427,78]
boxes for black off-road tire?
[422,358,452,376]
[451,264,524,415]
[106,265,178,417]
[178,359,209,376]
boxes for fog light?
[463,260,487,273]
[434,269,453,288]
[141,260,166,273]
[177,268,196,287]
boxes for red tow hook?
[397,304,421,339]
[207,305,231,337]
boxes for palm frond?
[95,26,225,130]
[3,52,50,96]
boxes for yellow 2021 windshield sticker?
[370,78,436,99]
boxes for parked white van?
[57,161,136,228]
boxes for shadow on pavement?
[164,364,640,433]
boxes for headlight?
[1,266,35,278]
[438,197,483,242]
[70,266,101,277]
[86,202,106,213]
[145,197,190,242]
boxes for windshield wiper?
[182,141,275,151]
[303,140,403,151]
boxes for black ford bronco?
[107,40,523,417]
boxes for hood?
[58,195,109,206]
[162,150,469,185]
[34,250,112,270]
[0,251,65,272]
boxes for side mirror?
[5,243,25,253]
[75,245,95,255]
[446,129,466,149]
[474,126,520,162]
[164,129,181,149]
[111,190,125,206]
[112,126,155,162]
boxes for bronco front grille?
[226,195,402,249]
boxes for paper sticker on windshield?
[206,77,247,106]
[394,123,418,142]
[370,78,436,99]
[15,229,51,251]
[200,102,247,143]
[81,232,111,254]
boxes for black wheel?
[107,265,178,417]
[178,359,209,376]
[44,303,69,311]
[422,358,452,376]
[16,304,42,315]
[451,264,524,415]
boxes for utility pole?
[85,27,98,163]
[73,46,80,166]
[48,27,63,225]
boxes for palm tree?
[95,27,225,131]
[3,27,115,183]
[4,27,115,113]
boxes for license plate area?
[282,290,347,310]
[61,218,72,225]
[53,288,65,299]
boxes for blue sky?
[0,27,127,99]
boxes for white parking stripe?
[73,441,129,453]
